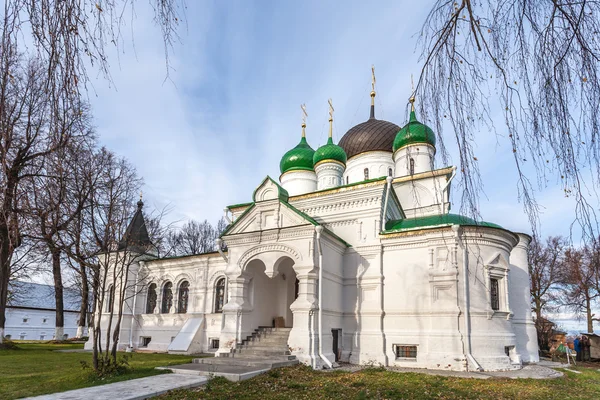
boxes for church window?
[409,158,415,175]
[394,344,418,359]
[177,281,190,313]
[141,336,151,347]
[346,176,349,185]
[146,283,157,314]
[364,168,369,180]
[105,285,115,313]
[388,167,393,177]
[214,277,226,313]
[210,338,220,349]
[161,282,173,313]
[22,318,28,323]
[490,278,500,311]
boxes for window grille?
[490,278,500,311]
[211,338,220,349]
[161,282,173,313]
[364,168,369,180]
[214,278,226,313]
[146,283,157,314]
[177,281,190,313]
[106,285,115,313]
[409,158,415,175]
[394,345,417,359]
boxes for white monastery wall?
[5,308,80,340]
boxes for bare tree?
[559,246,599,333]
[1,0,184,344]
[418,1,600,241]
[166,218,228,257]
[529,236,565,319]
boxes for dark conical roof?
[338,104,400,160]
[118,199,152,251]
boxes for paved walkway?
[23,374,207,400]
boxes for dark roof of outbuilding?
[8,281,80,311]
[338,104,400,160]
[118,199,152,251]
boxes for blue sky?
[91,1,580,240]
[82,0,596,333]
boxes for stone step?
[238,343,289,350]
[193,356,298,368]
[233,349,292,356]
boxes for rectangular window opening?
[141,337,152,347]
[490,278,500,311]
[210,338,220,349]
[394,344,418,359]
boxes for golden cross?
[328,98,334,120]
[371,65,376,92]
[301,103,308,125]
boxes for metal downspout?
[315,226,333,369]
[453,225,483,371]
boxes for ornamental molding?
[323,219,357,228]
[238,243,302,269]
[299,196,381,215]
[314,161,345,172]
[224,228,314,246]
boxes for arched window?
[364,168,369,180]
[161,282,173,313]
[105,285,115,313]
[177,281,190,313]
[388,167,393,177]
[346,176,349,185]
[409,158,415,175]
[214,278,226,313]
[146,283,157,314]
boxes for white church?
[89,82,539,372]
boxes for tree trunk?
[0,226,12,344]
[51,248,65,340]
[586,295,594,333]
[77,263,89,338]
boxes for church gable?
[252,176,289,203]
[222,176,317,236]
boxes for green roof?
[313,137,347,166]
[393,110,436,152]
[280,137,315,174]
[383,213,502,233]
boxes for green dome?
[393,110,436,152]
[280,136,316,174]
[313,137,347,166]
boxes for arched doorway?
[245,256,297,329]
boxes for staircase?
[158,326,298,381]
[229,326,296,359]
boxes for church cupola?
[279,106,318,196]
[118,195,155,254]
[393,96,436,177]
[314,100,347,190]
[338,67,399,184]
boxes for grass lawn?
[158,364,600,400]
[0,342,193,399]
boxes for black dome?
[338,105,400,160]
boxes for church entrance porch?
[244,257,297,330]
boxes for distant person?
[574,336,582,362]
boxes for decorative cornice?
[314,159,345,170]
[238,243,302,269]
[391,166,454,185]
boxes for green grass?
[158,364,600,400]
[0,342,193,399]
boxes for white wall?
[280,170,317,196]
[343,151,394,184]
[5,308,81,340]
[393,144,435,177]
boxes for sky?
[85,1,595,332]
